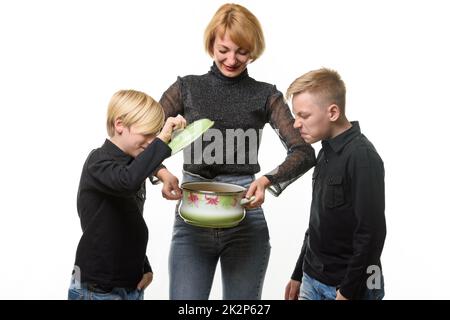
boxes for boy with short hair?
[69,89,185,300]
[284,68,386,300]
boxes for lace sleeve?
[149,79,184,180]
[264,90,316,196]
[159,77,184,119]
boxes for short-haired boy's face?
[118,125,156,158]
[292,92,332,144]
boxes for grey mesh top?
[159,63,315,196]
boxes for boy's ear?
[328,104,340,122]
[114,118,125,135]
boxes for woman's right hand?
[157,115,187,143]
[156,168,183,200]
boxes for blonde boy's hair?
[204,3,265,61]
[106,90,165,137]
[286,68,346,112]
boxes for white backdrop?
[1,0,449,299]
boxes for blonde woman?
[69,90,185,300]
[155,4,315,299]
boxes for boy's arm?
[338,147,386,299]
[138,257,153,290]
[285,230,308,300]
[143,255,152,273]
[88,139,171,196]
[149,164,166,185]
[291,229,309,281]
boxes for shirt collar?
[102,139,133,162]
[322,121,361,154]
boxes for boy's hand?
[244,176,271,208]
[157,115,186,143]
[137,272,153,291]
[336,290,349,300]
[156,168,182,200]
[285,279,301,300]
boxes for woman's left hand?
[244,176,271,208]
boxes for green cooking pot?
[179,181,255,228]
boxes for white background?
[1,0,449,299]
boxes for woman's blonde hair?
[106,90,165,137]
[286,68,346,111]
[204,3,265,61]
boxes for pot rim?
[181,181,246,196]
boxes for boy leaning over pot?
[284,68,386,300]
[68,90,185,300]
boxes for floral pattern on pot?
[205,195,219,205]
[184,192,240,208]
[187,192,199,207]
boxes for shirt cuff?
[143,256,153,273]
[149,164,166,185]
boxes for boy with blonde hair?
[69,90,185,300]
[284,68,386,300]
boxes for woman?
[155,3,315,299]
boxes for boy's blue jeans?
[299,272,385,300]
[67,277,144,300]
[169,171,271,300]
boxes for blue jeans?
[299,272,385,300]
[67,277,144,300]
[169,171,271,300]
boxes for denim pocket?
[325,176,345,208]
[68,288,84,300]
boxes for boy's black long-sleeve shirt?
[291,122,386,299]
[74,138,171,289]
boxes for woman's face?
[213,31,251,78]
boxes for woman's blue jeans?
[169,171,271,300]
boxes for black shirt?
[74,138,171,288]
[159,63,315,196]
[292,122,386,299]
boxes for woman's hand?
[157,115,187,143]
[137,272,153,291]
[156,168,182,200]
[244,176,271,208]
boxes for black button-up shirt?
[292,122,386,299]
[74,138,171,288]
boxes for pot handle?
[240,196,256,206]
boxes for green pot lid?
[168,118,214,155]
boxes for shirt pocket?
[325,175,345,208]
